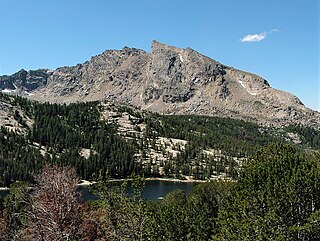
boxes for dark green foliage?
[0,127,45,186]
[0,92,319,192]
[0,92,33,118]
[145,181,234,241]
[146,114,282,179]
[0,95,144,186]
[30,101,101,149]
[1,145,319,240]
[146,114,280,157]
[90,173,148,240]
[29,101,141,180]
[213,144,320,240]
[3,181,31,239]
[284,124,320,149]
[13,110,27,127]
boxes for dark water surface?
[0,189,9,200]
[0,180,196,201]
[78,180,196,201]
[140,180,195,200]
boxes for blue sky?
[0,0,319,110]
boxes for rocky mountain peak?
[14,69,28,78]
[151,40,169,50]
[144,41,226,103]
[0,68,49,94]
[0,41,319,128]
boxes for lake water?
[0,180,196,201]
[0,189,8,201]
[78,180,196,201]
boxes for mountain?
[1,40,319,127]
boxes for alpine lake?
[0,180,197,201]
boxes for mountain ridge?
[1,40,319,128]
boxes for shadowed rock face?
[0,69,49,93]
[0,40,319,128]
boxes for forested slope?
[0,92,319,187]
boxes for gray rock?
[0,40,319,128]
[0,69,49,93]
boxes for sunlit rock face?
[0,41,319,128]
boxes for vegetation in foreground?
[0,143,319,240]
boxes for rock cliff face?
[0,40,319,127]
[144,41,226,104]
[0,69,49,94]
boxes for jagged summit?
[0,41,318,127]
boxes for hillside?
[0,92,319,187]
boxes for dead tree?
[24,164,80,241]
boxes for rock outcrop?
[0,69,49,94]
[1,40,319,128]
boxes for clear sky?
[0,0,319,111]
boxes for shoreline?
[1,176,230,190]
[78,176,227,186]
[145,177,206,183]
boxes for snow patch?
[238,80,258,96]
[2,88,15,93]
[2,83,17,94]
[24,91,34,96]
[179,54,184,63]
